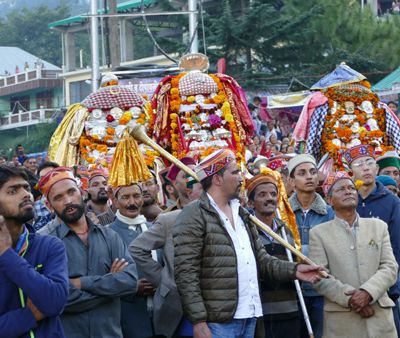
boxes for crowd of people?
[1,101,400,338]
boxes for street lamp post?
[90,0,100,92]
[188,0,198,53]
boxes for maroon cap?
[166,157,196,182]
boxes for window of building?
[10,95,30,114]
[70,80,91,104]
[36,90,53,109]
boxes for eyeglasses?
[352,159,376,169]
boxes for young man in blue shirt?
[0,166,69,338]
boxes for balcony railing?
[0,109,58,130]
[0,69,61,89]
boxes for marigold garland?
[321,85,390,168]
[167,73,243,161]
[81,102,150,166]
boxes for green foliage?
[204,0,400,88]
[0,122,57,157]
[0,5,70,66]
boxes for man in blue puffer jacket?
[343,144,400,337]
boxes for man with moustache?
[164,157,196,211]
[108,183,156,338]
[86,171,115,226]
[288,154,334,338]
[0,166,69,338]
[246,172,300,338]
[344,144,400,334]
[173,149,323,338]
[37,167,138,338]
[141,174,163,222]
[309,172,398,338]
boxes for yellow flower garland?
[321,86,392,168]
[168,73,243,162]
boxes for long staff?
[130,125,328,279]
[276,210,314,338]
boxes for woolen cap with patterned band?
[195,149,236,181]
[287,154,317,176]
[88,168,109,182]
[166,157,197,182]
[246,173,278,198]
[322,171,352,196]
[342,144,375,166]
[38,167,78,198]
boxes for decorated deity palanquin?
[293,64,400,169]
[148,54,254,164]
[48,74,157,169]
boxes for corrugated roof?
[0,47,60,75]
[48,15,86,29]
[373,66,400,91]
[48,0,155,29]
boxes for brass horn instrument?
[130,125,199,181]
[130,125,327,277]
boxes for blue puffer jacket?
[357,181,400,298]
[290,192,335,296]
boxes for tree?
[0,5,70,66]
[204,0,400,88]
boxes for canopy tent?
[260,91,311,135]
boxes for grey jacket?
[108,217,154,338]
[46,217,138,338]
[129,210,183,338]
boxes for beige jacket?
[309,217,398,338]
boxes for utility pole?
[188,0,198,53]
[90,0,100,92]
[109,0,121,68]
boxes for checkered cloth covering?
[178,72,218,96]
[82,85,145,109]
[306,103,329,160]
[33,199,52,231]
[381,102,400,151]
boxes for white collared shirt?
[207,193,263,319]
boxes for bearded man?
[0,166,68,338]
[86,171,115,226]
[37,167,138,338]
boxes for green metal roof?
[48,15,86,29]
[48,0,155,29]
[373,66,400,91]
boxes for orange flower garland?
[81,102,150,167]
[321,84,390,168]
[79,134,116,165]
[167,72,244,162]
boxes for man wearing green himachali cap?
[376,151,400,187]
